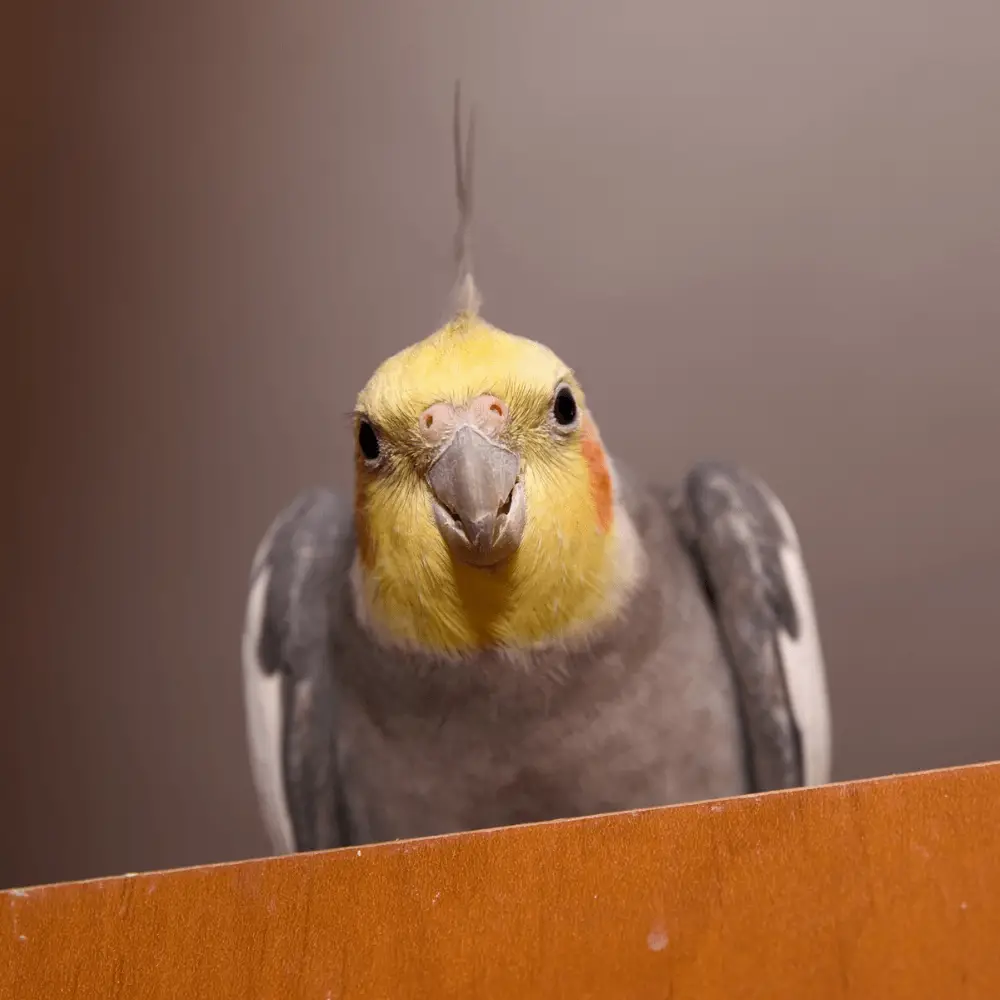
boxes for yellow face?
[352,311,632,655]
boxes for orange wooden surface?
[2,762,1000,999]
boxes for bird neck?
[350,503,646,658]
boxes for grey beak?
[426,425,526,567]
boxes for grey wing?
[669,462,832,792]
[240,488,355,854]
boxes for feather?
[671,462,832,791]
[449,80,481,319]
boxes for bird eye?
[552,384,578,429]
[358,419,381,462]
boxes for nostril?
[471,394,508,436]
[419,402,455,444]
[497,489,514,517]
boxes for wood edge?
[5,758,997,896]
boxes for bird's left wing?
[669,462,832,792]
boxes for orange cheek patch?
[580,414,613,534]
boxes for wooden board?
[3,762,1000,998]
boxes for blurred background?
[5,0,1000,889]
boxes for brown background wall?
[4,1,1000,889]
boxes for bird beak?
[426,424,526,567]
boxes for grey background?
[5,1,1000,888]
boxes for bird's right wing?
[240,488,356,854]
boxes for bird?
[240,85,832,855]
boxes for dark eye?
[552,384,578,428]
[358,419,380,461]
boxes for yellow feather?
[353,315,643,655]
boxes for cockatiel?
[241,88,831,854]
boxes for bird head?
[349,87,642,655]
[352,312,642,655]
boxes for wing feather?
[240,488,355,853]
[671,462,832,791]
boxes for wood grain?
[2,762,999,999]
